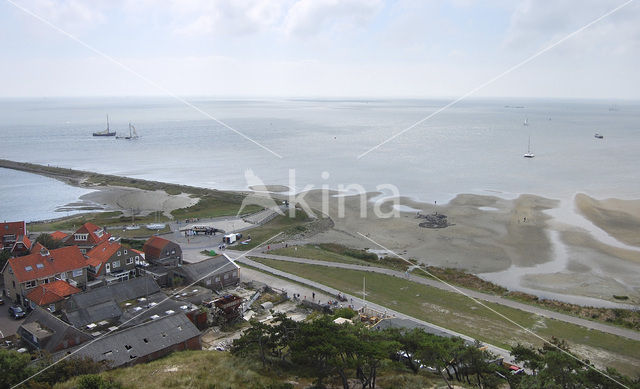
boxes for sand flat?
[575,193,640,247]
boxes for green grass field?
[270,244,377,266]
[233,212,313,251]
[249,257,640,376]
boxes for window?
[25,280,37,288]
[36,263,44,269]
[60,272,67,280]
[126,257,133,265]
[232,271,237,277]
[112,261,120,268]
[124,249,127,254]
[43,278,49,284]
[24,266,33,272]
[215,277,220,282]
[224,274,229,280]
[72,269,83,277]
[105,263,111,273]
[171,249,175,255]
[74,233,88,241]
[205,279,211,285]
[117,251,121,256]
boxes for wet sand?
[292,189,640,306]
[74,186,198,218]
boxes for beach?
[3,159,640,307]
[294,189,640,305]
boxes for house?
[171,254,239,290]
[25,279,82,312]
[143,236,182,266]
[1,220,31,256]
[67,313,200,369]
[64,222,111,253]
[62,275,199,332]
[50,231,69,241]
[2,246,89,307]
[18,307,91,353]
[86,240,139,283]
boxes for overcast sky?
[1,0,638,99]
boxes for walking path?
[226,250,640,342]
[233,255,513,361]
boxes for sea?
[1,97,639,222]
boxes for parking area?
[0,303,26,339]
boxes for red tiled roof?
[86,240,122,267]
[131,248,145,257]
[7,246,87,283]
[31,242,46,253]
[11,235,32,252]
[25,280,81,306]
[64,222,111,246]
[1,221,26,238]
[50,231,68,241]
[143,236,172,259]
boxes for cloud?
[283,0,383,36]
[15,0,106,32]
[503,0,640,56]
[170,0,292,36]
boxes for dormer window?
[40,247,50,256]
[95,229,103,238]
[74,233,89,241]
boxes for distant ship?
[116,123,139,140]
[93,115,116,137]
[523,136,535,158]
[594,133,604,139]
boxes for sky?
[0,0,639,99]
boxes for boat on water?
[116,123,139,140]
[594,133,604,139]
[523,118,529,126]
[523,136,535,158]
[93,115,116,137]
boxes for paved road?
[233,255,513,361]
[0,304,26,339]
[226,250,640,342]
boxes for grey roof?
[65,300,122,329]
[66,276,160,310]
[19,307,91,352]
[118,292,194,327]
[71,313,200,368]
[177,255,238,284]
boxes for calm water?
[1,97,639,221]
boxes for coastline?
[3,159,639,306]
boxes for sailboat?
[523,136,535,158]
[116,123,139,140]
[523,118,529,126]
[92,115,116,137]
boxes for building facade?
[2,246,88,307]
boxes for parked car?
[8,306,26,319]
[0,297,5,305]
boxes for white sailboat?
[116,123,139,140]
[523,136,535,158]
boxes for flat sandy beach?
[64,186,198,218]
[291,189,640,305]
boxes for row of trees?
[0,349,119,389]
[231,313,640,389]
[231,313,502,389]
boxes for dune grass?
[250,257,640,376]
